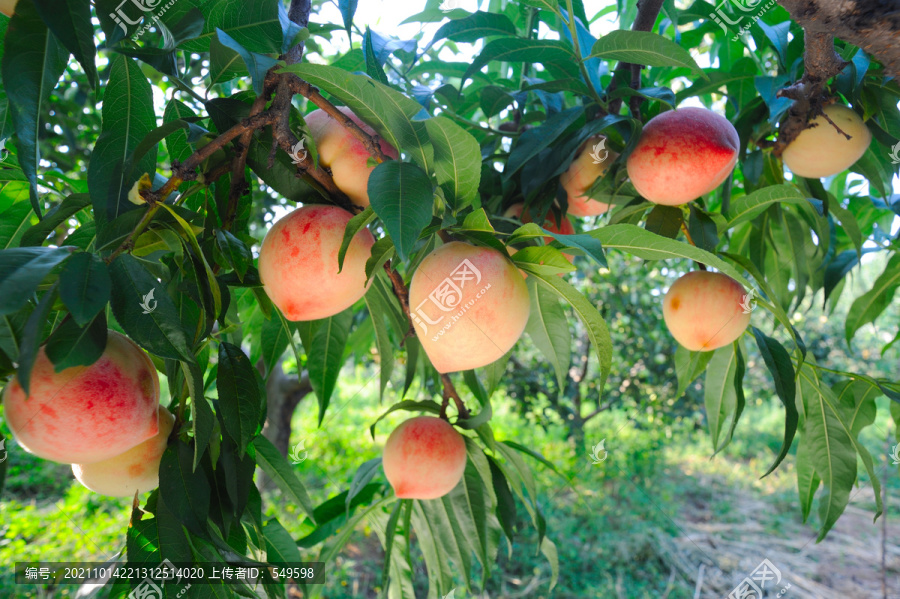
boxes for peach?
[72,405,174,497]
[560,136,618,217]
[782,104,871,178]
[409,241,530,373]
[662,271,751,351]
[0,0,16,17]
[626,107,739,206]
[258,204,375,321]
[305,106,400,207]
[2,330,160,464]
[382,416,467,500]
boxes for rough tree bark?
[777,1,900,77]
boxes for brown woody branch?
[291,78,390,164]
[777,0,900,77]
[606,0,666,116]
[440,373,470,420]
[772,31,849,157]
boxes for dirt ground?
[666,485,900,598]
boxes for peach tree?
[0,0,898,596]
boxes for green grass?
[1,366,898,598]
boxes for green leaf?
[260,313,292,377]
[307,309,353,425]
[217,342,262,457]
[215,27,278,95]
[368,161,434,261]
[796,434,821,523]
[644,205,683,239]
[524,279,570,390]
[45,313,107,372]
[87,55,158,223]
[32,0,98,87]
[518,266,612,395]
[339,0,358,38]
[251,435,316,521]
[108,254,194,362]
[432,11,517,43]
[688,205,719,252]
[20,193,91,247]
[364,288,394,400]
[509,223,607,267]
[465,38,576,83]
[725,184,806,227]
[0,246,73,316]
[425,116,482,210]
[264,517,303,563]
[215,229,251,281]
[16,284,57,395]
[58,252,111,327]
[158,439,212,533]
[588,30,703,75]
[751,327,798,477]
[704,344,737,451]
[796,364,860,541]
[337,205,375,272]
[1,0,70,215]
[588,224,751,286]
[0,202,35,250]
[674,345,714,398]
[504,107,585,180]
[368,399,442,438]
[346,457,383,516]
[363,28,390,85]
[845,254,900,344]
[280,63,433,171]
[180,0,283,54]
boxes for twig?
[292,78,390,163]
[606,0,665,115]
[693,563,705,599]
[382,261,416,340]
[224,93,270,232]
[680,223,708,271]
[440,373,470,420]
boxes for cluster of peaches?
[0,102,870,503]
[259,102,871,500]
[2,331,172,497]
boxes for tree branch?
[772,31,849,156]
[777,0,900,77]
[440,373,470,420]
[606,0,665,115]
[291,78,391,164]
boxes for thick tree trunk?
[257,361,312,490]
[778,1,900,76]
